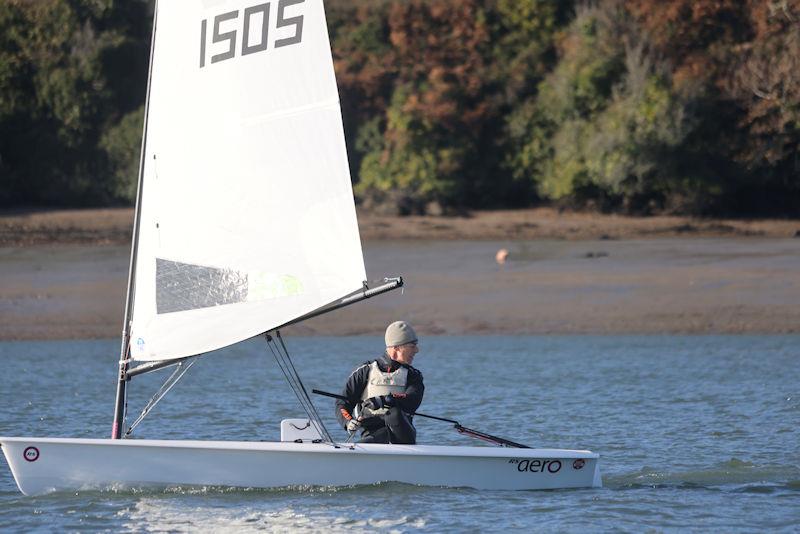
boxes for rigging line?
[265,335,316,420]
[265,335,314,417]
[271,333,319,426]
[125,359,196,436]
[265,334,335,444]
[274,331,329,427]
[266,338,329,443]
[275,331,335,443]
[265,334,324,437]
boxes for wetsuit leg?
[384,407,416,444]
[359,425,390,444]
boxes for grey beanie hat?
[385,321,418,347]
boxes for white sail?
[129,0,365,362]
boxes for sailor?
[335,321,424,444]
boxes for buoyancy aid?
[359,361,408,417]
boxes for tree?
[0,0,150,206]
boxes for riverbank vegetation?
[1,0,798,216]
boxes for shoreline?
[1,207,799,246]
[1,208,799,341]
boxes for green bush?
[99,105,143,203]
[505,4,706,213]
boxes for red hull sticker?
[23,446,39,462]
[573,459,585,470]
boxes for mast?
[112,1,159,439]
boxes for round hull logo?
[23,446,40,462]
[573,459,585,470]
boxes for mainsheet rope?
[265,331,336,445]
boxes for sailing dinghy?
[0,0,600,495]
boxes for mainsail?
[129,0,365,362]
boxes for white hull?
[1,437,601,495]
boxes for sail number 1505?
[199,0,305,68]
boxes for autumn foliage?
[1,0,798,215]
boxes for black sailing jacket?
[335,352,424,430]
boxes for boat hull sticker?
[23,447,39,462]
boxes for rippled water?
[1,335,798,532]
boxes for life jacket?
[359,360,408,417]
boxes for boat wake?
[36,479,439,498]
[607,458,800,492]
[120,497,427,533]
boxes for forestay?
[130,0,365,362]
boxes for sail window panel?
[155,259,249,314]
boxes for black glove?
[365,395,395,410]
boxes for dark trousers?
[360,408,417,444]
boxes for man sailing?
[335,321,424,444]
